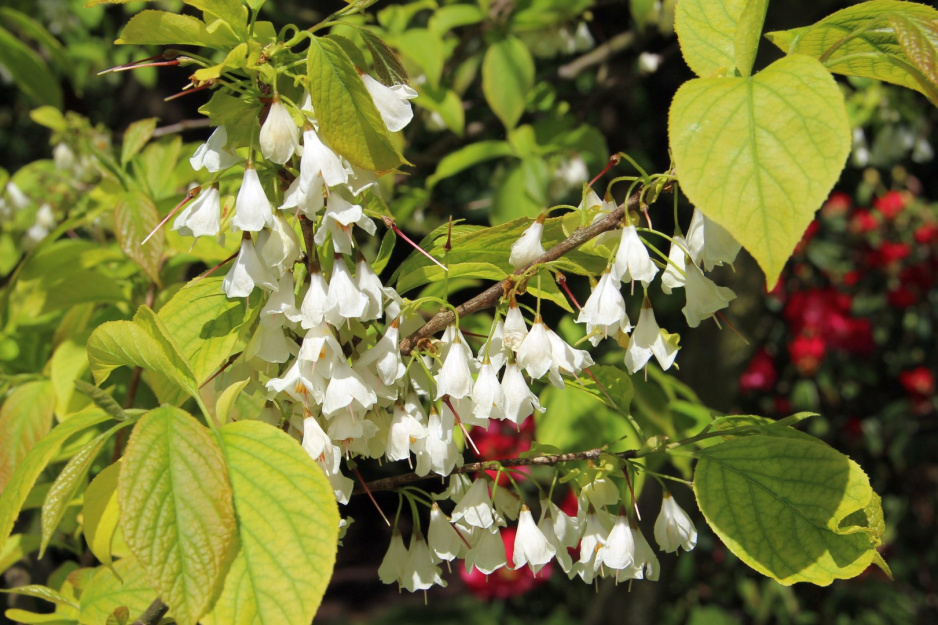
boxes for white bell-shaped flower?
[189,126,238,173]
[477,320,509,373]
[257,214,302,276]
[223,237,277,298]
[573,509,613,582]
[402,535,446,592]
[361,73,418,132]
[625,301,678,373]
[464,527,507,575]
[262,273,303,324]
[301,414,330,461]
[654,492,698,553]
[245,317,293,364]
[300,269,329,329]
[624,518,659,580]
[509,217,546,270]
[577,269,629,344]
[544,499,581,549]
[322,359,377,417]
[685,208,741,271]
[517,319,553,379]
[451,478,495,529]
[428,503,465,562]
[682,261,736,328]
[545,325,594,388]
[471,361,506,420]
[501,362,544,424]
[355,256,384,321]
[513,505,556,573]
[259,95,298,164]
[537,508,573,573]
[597,513,634,575]
[386,400,427,462]
[324,257,368,325]
[613,223,658,287]
[231,164,272,232]
[300,126,348,188]
[358,319,406,386]
[280,173,324,217]
[502,303,529,351]
[322,445,354,504]
[412,408,460,477]
[378,530,408,586]
[173,185,220,238]
[661,234,690,294]
[434,337,474,400]
[581,477,620,509]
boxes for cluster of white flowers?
[172,64,721,593]
[379,478,697,591]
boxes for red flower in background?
[899,367,935,398]
[867,241,911,268]
[914,222,938,245]
[739,348,777,393]
[822,191,852,218]
[795,220,821,255]
[475,417,535,485]
[788,334,827,376]
[873,191,907,220]
[460,527,553,600]
[850,209,879,234]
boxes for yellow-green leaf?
[668,54,851,287]
[114,192,163,285]
[306,36,404,173]
[82,462,121,569]
[41,424,129,556]
[120,118,158,167]
[0,380,56,492]
[675,0,747,76]
[766,0,938,106]
[118,406,235,625]
[694,435,885,585]
[115,10,222,48]
[0,534,40,575]
[0,409,110,555]
[734,0,769,77]
[78,558,154,625]
[482,36,534,130]
[204,421,339,625]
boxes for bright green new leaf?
[29,106,66,132]
[0,24,62,108]
[120,118,158,167]
[766,1,938,106]
[157,276,251,384]
[694,435,885,585]
[0,409,110,555]
[205,421,339,625]
[306,36,405,173]
[482,36,535,130]
[79,557,154,625]
[426,140,514,189]
[675,0,747,76]
[118,406,235,625]
[86,316,197,405]
[358,27,409,87]
[82,462,121,568]
[669,54,851,287]
[114,191,163,285]
[0,584,78,613]
[0,380,55,492]
[186,0,248,39]
[115,10,227,48]
[51,338,91,417]
[428,4,483,36]
[40,424,128,556]
[214,379,250,425]
[73,381,128,423]
[734,0,769,77]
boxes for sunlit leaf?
[482,36,534,129]
[675,0,747,76]
[0,381,55,493]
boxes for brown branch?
[354,447,638,495]
[150,117,212,139]
[398,190,640,356]
[133,597,169,625]
[558,31,636,80]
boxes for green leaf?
[0,409,110,555]
[306,36,404,172]
[3,608,74,623]
[414,84,465,136]
[82,462,121,569]
[0,8,73,79]
[51,338,91,417]
[675,0,747,76]
[734,0,769,77]
[358,27,409,86]
[426,140,513,189]
[114,191,163,284]
[1,584,77,610]
[40,424,127,556]
[115,10,225,48]
[0,381,56,492]
[118,406,235,625]
[389,28,444,87]
[214,379,250,425]
[694,435,885,585]
[766,1,938,106]
[0,534,40,575]
[0,24,62,107]
[79,558,154,625]
[29,106,66,132]
[668,54,851,287]
[120,118,158,167]
[428,4,483,35]
[186,0,248,39]
[157,276,251,384]
[205,421,339,625]
[73,381,128,422]
[482,36,535,130]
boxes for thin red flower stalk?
[99,52,180,75]
[622,468,640,521]
[589,154,621,188]
[555,272,582,310]
[715,310,750,345]
[142,186,200,245]
[381,216,449,272]
[193,250,239,284]
[351,465,391,526]
[443,395,480,456]
[584,367,617,409]
[165,81,214,101]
